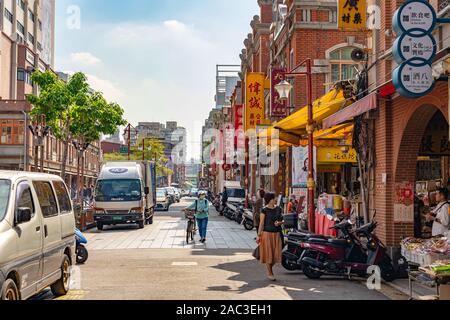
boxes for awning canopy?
[322,92,377,129]
[273,89,349,135]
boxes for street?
[33,198,398,301]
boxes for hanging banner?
[338,0,367,30]
[292,146,317,188]
[270,68,288,117]
[234,104,245,148]
[245,73,265,131]
[394,182,414,223]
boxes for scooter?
[75,228,89,264]
[281,222,349,271]
[241,207,254,231]
[299,220,396,282]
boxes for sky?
[54,0,259,161]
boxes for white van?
[93,161,156,230]
[0,171,76,300]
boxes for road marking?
[172,262,198,266]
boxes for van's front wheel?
[138,221,145,229]
[1,279,20,300]
[51,255,71,297]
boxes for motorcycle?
[75,228,89,264]
[282,224,348,271]
[299,219,396,282]
[241,207,254,231]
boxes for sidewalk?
[384,278,438,300]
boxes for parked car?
[164,187,177,203]
[156,188,170,211]
[189,188,199,198]
[0,172,76,300]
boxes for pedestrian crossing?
[86,217,257,250]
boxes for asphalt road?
[33,198,404,300]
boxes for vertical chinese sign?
[271,68,288,118]
[338,0,366,30]
[245,73,265,131]
[234,105,245,164]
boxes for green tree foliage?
[26,71,126,178]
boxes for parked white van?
[0,171,76,300]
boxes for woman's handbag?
[252,246,260,260]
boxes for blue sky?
[54,0,259,159]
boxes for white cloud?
[70,52,102,66]
[86,74,125,103]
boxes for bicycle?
[184,209,197,244]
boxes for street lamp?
[274,58,315,233]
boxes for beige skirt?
[260,231,282,265]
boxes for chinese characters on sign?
[392,0,437,98]
[317,147,358,164]
[245,73,265,131]
[271,68,288,117]
[338,0,367,30]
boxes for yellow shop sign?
[317,147,358,164]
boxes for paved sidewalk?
[86,199,257,251]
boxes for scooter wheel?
[76,245,89,264]
[282,256,298,271]
[243,220,254,231]
[302,262,323,280]
[379,258,396,282]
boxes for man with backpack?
[185,191,210,243]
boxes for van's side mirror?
[16,207,32,225]
[144,187,150,195]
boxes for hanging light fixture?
[275,80,293,101]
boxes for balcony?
[0,100,32,113]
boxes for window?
[28,9,35,22]
[28,32,35,44]
[53,181,72,213]
[0,180,11,222]
[16,182,35,218]
[329,47,359,83]
[329,10,337,23]
[17,22,25,35]
[17,69,25,81]
[17,0,25,11]
[0,120,24,145]
[95,180,142,202]
[33,182,59,218]
[4,8,13,23]
[302,9,311,22]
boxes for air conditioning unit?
[278,4,288,19]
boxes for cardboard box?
[440,285,450,301]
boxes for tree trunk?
[61,140,69,181]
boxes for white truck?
[93,161,156,230]
[221,181,246,204]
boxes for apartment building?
[0,1,100,192]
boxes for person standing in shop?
[427,187,450,237]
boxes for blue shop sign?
[392,59,436,98]
[393,33,437,65]
[393,0,437,36]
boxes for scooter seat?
[327,239,350,246]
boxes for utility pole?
[123,123,138,161]
[28,114,50,172]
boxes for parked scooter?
[299,219,396,282]
[75,228,89,264]
[241,207,254,231]
[282,225,347,271]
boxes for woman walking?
[257,192,284,281]
[186,191,210,243]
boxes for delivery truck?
[93,161,156,230]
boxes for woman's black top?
[262,207,283,233]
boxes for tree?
[27,71,126,180]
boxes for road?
[34,198,403,300]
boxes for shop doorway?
[395,104,449,240]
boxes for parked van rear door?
[52,181,75,240]
[14,180,43,298]
[33,181,62,281]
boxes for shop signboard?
[245,73,265,131]
[338,0,367,30]
[392,0,438,98]
[292,146,317,188]
[394,182,415,223]
[317,147,358,164]
[234,104,245,149]
[119,146,128,155]
[270,68,288,118]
